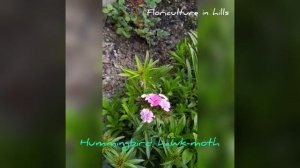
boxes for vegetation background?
[66,0,234,167]
[1,0,299,168]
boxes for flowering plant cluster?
[140,93,171,123]
[102,32,201,168]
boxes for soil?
[102,0,197,98]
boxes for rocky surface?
[102,0,197,98]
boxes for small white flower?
[159,94,168,100]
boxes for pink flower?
[141,93,171,111]
[140,108,155,123]
[147,94,162,107]
[159,99,171,112]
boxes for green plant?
[171,31,199,99]
[120,51,172,91]
[104,147,145,168]
[168,30,198,72]
[103,96,130,137]
[103,0,169,46]
[103,0,133,38]
[102,35,202,167]
[102,135,126,155]
[155,146,187,168]
[145,0,161,8]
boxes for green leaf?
[177,146,185,153]
[161,160,173,166]
[144,51,150,68]
[118,0,125,5]
[108,148,120,157]
[119,115,129,121]
[146,59,159,70]
[168,51,185,65]
[135,166,146,168]
[116,27,124,34]
[167,132,175,138]
[123,69,138,75]
[124,162,138,168]
[125,14,130,22]
[156,30,170,37]
[112,136,125,142]
[135,55,143,72]
[188,102,196,108]
[131,14,137,22]
[127,159,144,164]
[106,4,113,10]
[133,124,145,137]
[179,162,189,168]
[177,115,186,134]
[193,133,198,141]
[104,152,115,163]
[145,133,151,159]
[107,116,113,123]
[170,117,176,132]
[188,31,198,46]
[193,113,198,131]
[150,17,161,23]
[186,58,192,82]
[103,8,109,14]
[182,148,193,164]
[116,27,131,38]
[119,73,131,77]
[124,147,135,160]
[153,146,165,157]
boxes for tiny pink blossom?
[147,94,162,107]
[159,99,171,112]
[140,108,155,123]
[141,93,171,111]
